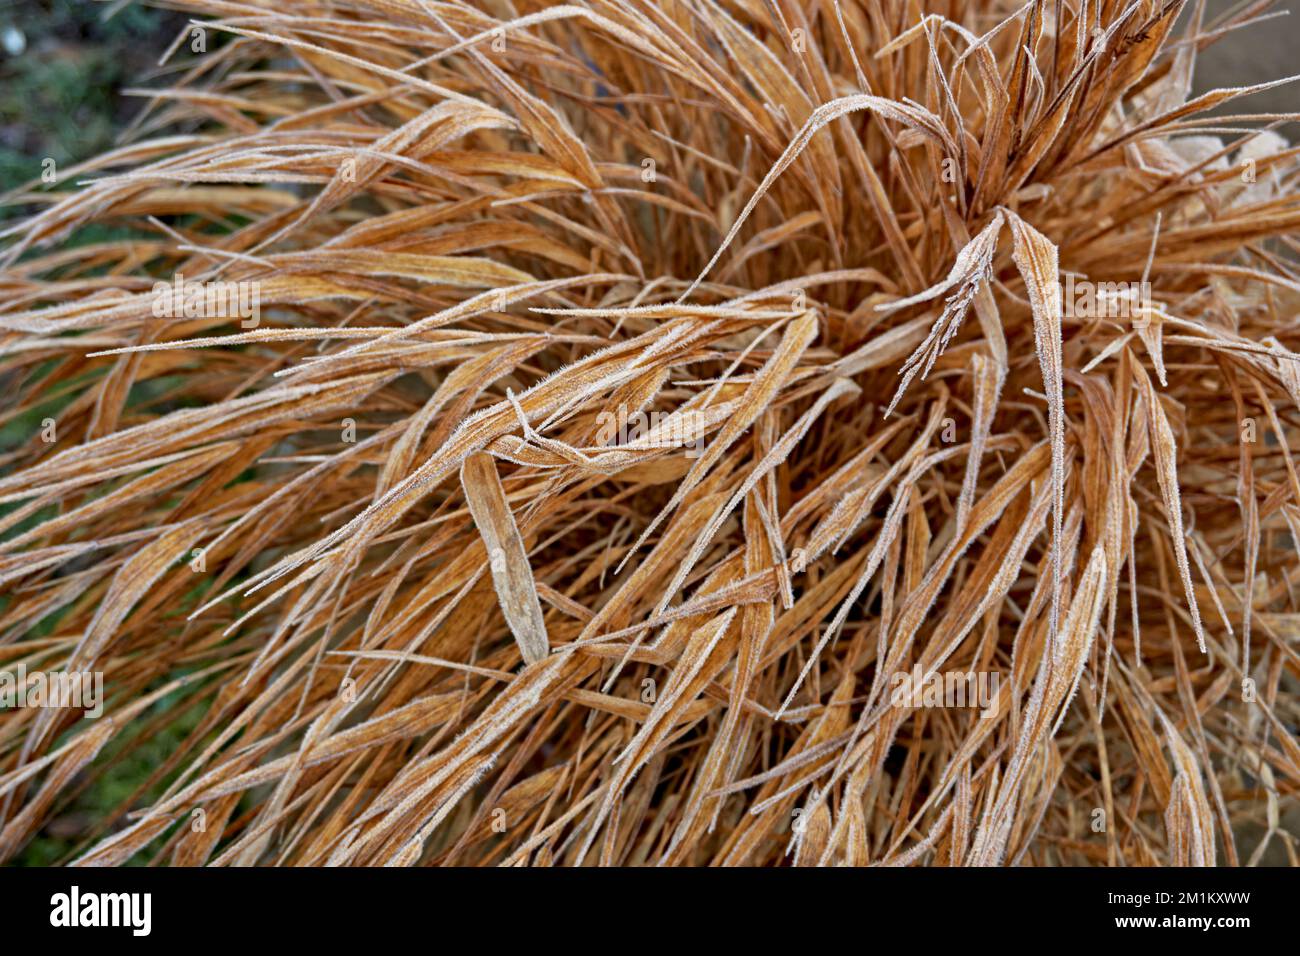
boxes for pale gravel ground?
[1191,0,1299,116]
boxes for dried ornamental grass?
[0,0,1298,867]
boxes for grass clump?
[0,0,1298,866]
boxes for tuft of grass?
[0,0,1298,867]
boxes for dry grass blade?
[461,452,550,666]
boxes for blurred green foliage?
[1,1,213,867]
[16,696,211,866]
[0,1,174,210]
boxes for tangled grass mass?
[1,0,1299,867]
